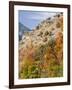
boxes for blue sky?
[19,10,58,30]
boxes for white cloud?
[27,12,58,20]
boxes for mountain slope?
[20,12,63,48]
[19,13,63,79]
[19,22,31,41]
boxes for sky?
[19,10,58,30]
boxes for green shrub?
[56,22,61,28]
[44,31,49,36]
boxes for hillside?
[19,12,63,79]
[19,22,31,41]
